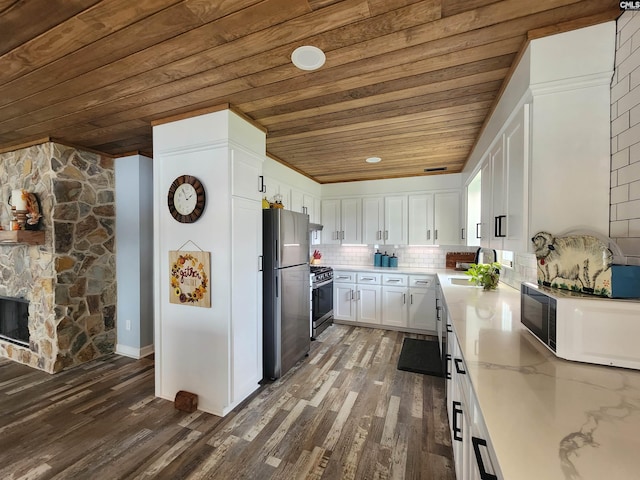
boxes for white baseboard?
[116,343,154,359]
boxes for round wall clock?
[167,175,206,223]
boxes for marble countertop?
[437,272,640,480]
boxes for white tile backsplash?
[310,244,475,269]
[612,12,640,261]
[499,251,537,290]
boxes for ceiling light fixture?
[366,156,381,164]
[291,46,326,71]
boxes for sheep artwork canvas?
[531,232,613,297]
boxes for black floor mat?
[397,338,444,377]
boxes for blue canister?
[381,251,390,267]
[389,253,398,268]
[374,249,382,267]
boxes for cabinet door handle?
[472,437,498,480]
[415,280,429,285]
[403,293,406,304]
[494,215,506,238]
[427,229,431,240]
[410,294,413,305]
[258,255,263,272]
[461,228,465,240]
[357,290,361,301]
[361,277,375,281]
[476,222,482,239]
[452,401,463,442]
[377,230,381,240]
[341,230,345,240]
[434,229,438,240]
[259,175,266,193]
[350,289,354,300]
[336,275,350,280]
[446,324,453,333]
[454,358,466,375]
[445,354,452,380]
[387,279,401,283]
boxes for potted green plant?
[465,262,502,290]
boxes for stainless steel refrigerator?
[263,209,311,380]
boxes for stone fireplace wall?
[0,142,116,373]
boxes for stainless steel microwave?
[520,282,640,370]
[520,283,557,352]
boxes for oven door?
[520,284,555,351]
[312,279,333,326]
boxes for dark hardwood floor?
[0,325,454,479]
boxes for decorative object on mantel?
[531,231,640,298]
[169,241,211,307]
[7,189,41,231]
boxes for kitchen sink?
[448,277,477,287]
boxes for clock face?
[174,183,197,215]
[168,175,206,223]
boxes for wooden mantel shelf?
[0,230,45,245]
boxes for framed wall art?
[169,250,211,308]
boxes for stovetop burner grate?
[310,265,332,274]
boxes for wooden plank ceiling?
[0,0,620,183]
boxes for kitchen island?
[437,272,640,480]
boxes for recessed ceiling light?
[291,46,326,71]
[366,157,381,163]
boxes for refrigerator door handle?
[275,275,278,297]
[259,255,263,272]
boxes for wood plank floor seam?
[0,325,454,479]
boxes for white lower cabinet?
[408,275,436,332]
[446,317,501,480]
[333,272,381,324]
[381,285,408,328]
[334,270,437,332]
[356,284,382,324]
[334,282,356,322]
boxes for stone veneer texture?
[0,142,116,373]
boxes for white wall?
[115,154,154,358]
[153,110,264,416]
[612,12,640,261]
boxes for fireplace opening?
[0,296,30,347]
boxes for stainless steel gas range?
[310,266,333,339]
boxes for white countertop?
[437,272,640,480]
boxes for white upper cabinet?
[262,175,290,209]
[409,192,462,245]
[465,170,482,247]
[481,104,527,251]
[291,189,320,224]
[384,195,408,245]
[321,198,362,244]
[362,197,384,244]
[362,195,408,245]
[231,150,263,201]
[503,105,526,252]
[434,192,462,245]
[409,194,434,245]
